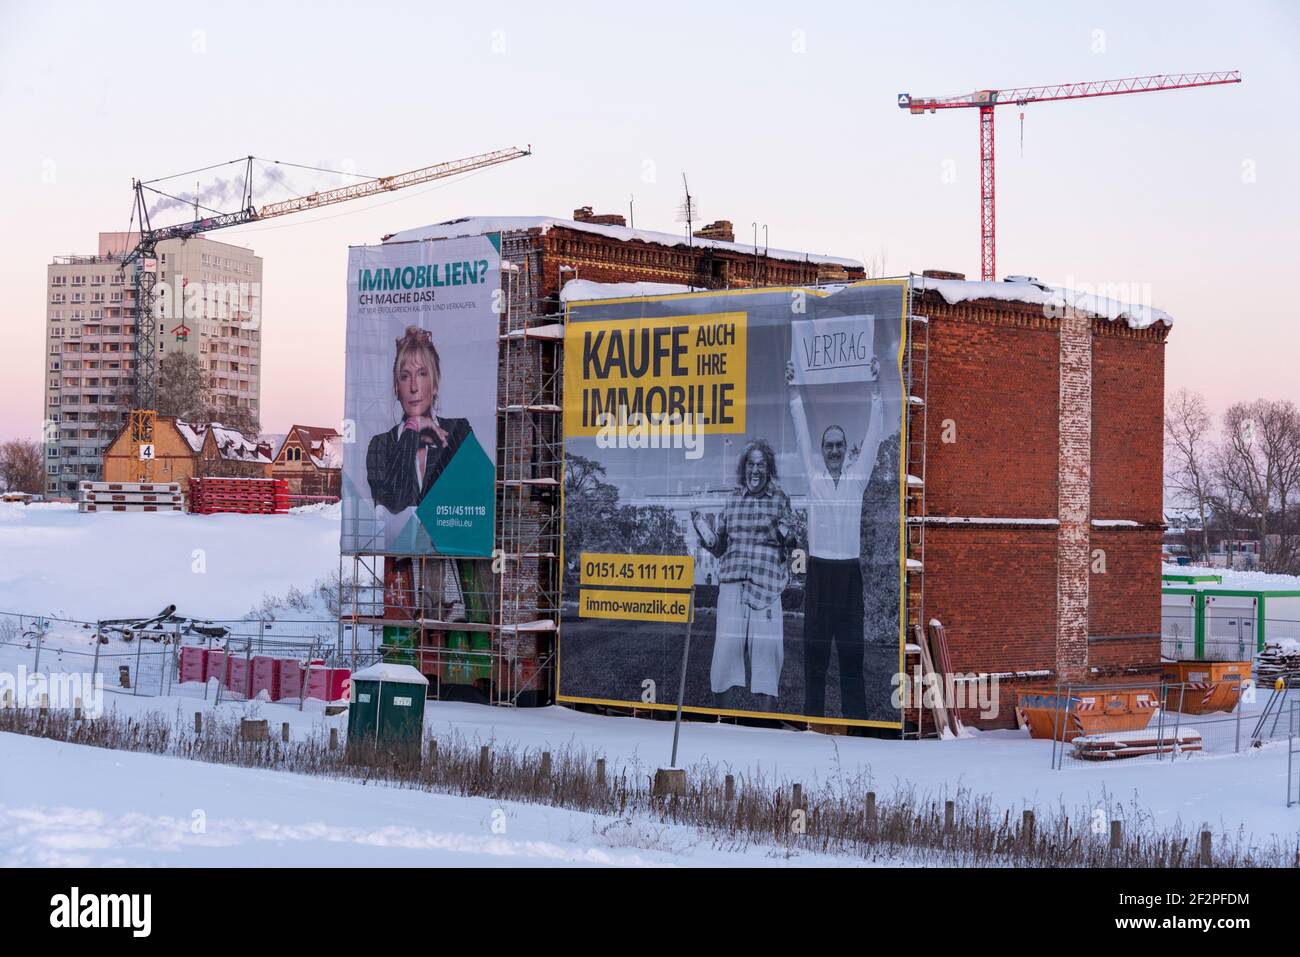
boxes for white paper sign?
[790,314,876,385]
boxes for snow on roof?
[561,279,697,302]
[258,433,287,461]
[916,276,1173,330]
[173,419,272,463]
[312,434,344,470]
[384,216,862,269]
[352,662,429,685]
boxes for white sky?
[0,0,1295,441]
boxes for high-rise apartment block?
[43,232,262,496]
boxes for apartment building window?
[51,293,65,304]
[92,274,105,285]
[51,276,66,286]
[71,293,84,303]
[71,276,85,286]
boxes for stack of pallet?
[78,481,183,513]
[189,477,291,515]
[1255,640,1300,685]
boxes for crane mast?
[898,71,1240,280]
[118,146,531,479]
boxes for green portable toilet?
[347,662,428,765]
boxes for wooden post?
[1110,820,1122,851]
[539,751,552,779]
[866,792,877,832]
[479,745,491,779]
[1022,809,1035,847]
[724,774,735,804]
[1200,830,1212,867]
[596,757,606,787]
[73,697,82,721]
[945,800,955,833]
[39,693,49,717]
[792,783,803,809]
[329,727,338,750]
[194,711,202,734]
[281,722,290,743]
[427,739,438,765]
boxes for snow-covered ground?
[2,503,1299,866]
[1163,562,1300,591]
[0,501,340,621]
[1,731,889,867]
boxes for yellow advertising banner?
[578,588,692,624]
[579,553,694,590]
[563,312,748,437]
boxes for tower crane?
[898,71,1240,281]
[118,146,531,480]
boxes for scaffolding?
[902,276,931,739]
[340,231,562,708]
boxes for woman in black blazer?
[366,325,473,513]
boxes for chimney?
[693,220,734,243]
[573,206,627,227]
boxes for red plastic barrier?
[178,646,206,685]
[277,658,303,700]
[225,655,251,698]
[251,656,281,701]
[305,666,350,703]
[204,649,226,684]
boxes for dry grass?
[1,705,1292,867]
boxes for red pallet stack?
[178,646,207,684]
[189,477,291,515]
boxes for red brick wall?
[1091,324,1166,524]
[1087,527,1164,673]
[922,526,1059,676]
[921,301,1060,518]
[915,292,1170,724]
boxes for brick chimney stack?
[573,206,627,227]
[693,220,735,243]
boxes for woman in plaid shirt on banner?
[691,439,794,706]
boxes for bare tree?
[1164,388,1214,560]
[0,439,43,493]
[158,352,208,421]
[1215,399,1300,572]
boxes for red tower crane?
[898,70,1241,281]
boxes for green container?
[347,663,429,765]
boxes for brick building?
[371,209,863,704]
[265,425,342,500]
[102,417,273,488]
[370,211,1169,729]
[911,274,1170,727]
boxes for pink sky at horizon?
[1,0,1296,444]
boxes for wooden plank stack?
[1072,728,1203,760]
[78,481,183,513]
[1254,641,1300,685]
[189,477,291,515]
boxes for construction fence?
[1048,678,1293,770]
[0,610,552,710]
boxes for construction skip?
[341,235,500,556]
[559,280,908,728]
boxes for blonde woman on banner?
[366,325,473,549]
[691,438,794,707]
